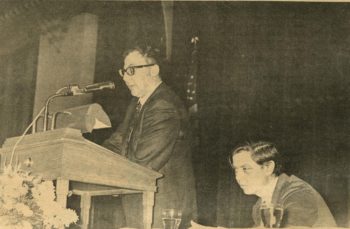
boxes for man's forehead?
[232,151,256,166]
[124,51,147,66]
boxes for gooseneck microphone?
[41,81,116,131]
[8,81,116,167]
[68,81,116,96]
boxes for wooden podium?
[0,128,162,229]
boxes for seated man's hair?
[123,44,161,65]
[229,141,284,175]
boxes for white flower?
[0,173,28,199]
[40,200,79,228]
[0,215,32,228]
[21,220,33,229]
[0,215,11,226]
[0,164,78,229]
[32,180,55,202]
[15,203,33,217]
[11,220,33,229]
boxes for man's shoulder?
[278,174,311,191]
[277,174,318,202]
[146,83,185,110]
[275,174,336,227]
[153,83,180,100]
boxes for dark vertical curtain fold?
[0,1,83,145]
[0,40,38,146]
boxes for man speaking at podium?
[103,44,197,229]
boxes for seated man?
[228,141,336,227]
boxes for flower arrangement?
[0,164,78,229]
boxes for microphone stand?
[43,93,67,132]
[8,82,114,166]
[8,86,70,166]
[41,85,73,132]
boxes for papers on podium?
[53,103,111,133]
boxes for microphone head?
[106,81,115,89]
[83,81,115,93]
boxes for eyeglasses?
[118,64,156,77]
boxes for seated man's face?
[232,150,270,196]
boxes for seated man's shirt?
[252,173,336,227]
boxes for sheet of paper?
[94,117,110,129]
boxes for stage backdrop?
[171,2,350,228]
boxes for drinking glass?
[161,209,182,229]
[260,203,284,228]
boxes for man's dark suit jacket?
[103,83,197,228]
[252,173,336,227]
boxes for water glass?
[260,203,284,228]
[162,209,182,229]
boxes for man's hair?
[123,44,161,65]
[229,141,284,175]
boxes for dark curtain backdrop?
[172,2,350,228]
[0,0,87,146]
[0,1,45,146]
[0,41,38,146]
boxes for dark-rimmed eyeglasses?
[118,64,155,77]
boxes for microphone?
[68,81,115,95]
[83,81,115,92]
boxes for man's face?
[122,51,151,98]
[232,150,270,195]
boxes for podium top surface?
[0,128,162,191]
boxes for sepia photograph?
[0,0,349,228]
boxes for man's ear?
[149,64,159,77]
[263,160,275,176]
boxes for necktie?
[135,101,142,115]
[125,101,142,156]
